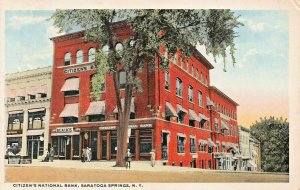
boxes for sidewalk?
[4,159,288,175]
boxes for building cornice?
[209,86,239,106]
[5,67,52,82]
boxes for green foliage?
[250,117,289,172]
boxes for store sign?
[140,124,152,128]
[64,64,95,74]
[7,130,22,135]
[99,126,116,131]
[56,127,73,133]
[129,125,138,129]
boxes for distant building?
[5,66,52,160]
[250,136,261,171]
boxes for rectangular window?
[176,78,183,97]
[190,138,196,153]
[177,136,185,153]
[29,95,36,100]
[165,72,170,91]
[28,110,45,129]
[8,113,23,131]
[199,144,206,152]
[198,91,203,107]
[215,122,219,133]
[63,117,78,123]
[73,135,80,157]
[216,143,220,152]
[40,93,47,98]
[19,96,25,101]
[64,90,79,96]
[9,98,15,102]
[88,115,105,122]
[189,120,195,127]
[52,136,59,156]
[188,85,194,102]
[208,146,213,153]
[139,129,152,153]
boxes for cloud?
[8,15,48,29]
[239,17,287,32]
[23,52,52,62]
[236,48,260,68]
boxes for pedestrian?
[86,147,92,162]
[81,148,86,162]
[49,147,54,162]
[125,149,132,169]
[150,149,155,167]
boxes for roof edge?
[209,86,239,106]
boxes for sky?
[5,10,289,128]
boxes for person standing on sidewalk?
[150,149,155,167]
[125,149,132,169]
[81,148,86,162]
[49,147,54,162]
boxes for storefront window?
[88,115,105,122]
[52,137,59,156]
[111,131,117,155]
[190,138,196,153]
[60,137,65,156]
[6,137,22,155]
[128,130,136,154]
[139,129,152,154]
[73,135,80,157]
[28,110,45,129]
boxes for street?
[5,160,288,183]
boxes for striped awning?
[221,121,229,130]
[199,113,209,122]
[165,102,178,117]
[85,101,105,115]
[189,109,199,121]
[177,104,187,115]
[199,139,208,145]
[208,138,216,147]
[113,97,135,113]
[28,108,46,113]
[61,78,80,92]
[59,103,79,118]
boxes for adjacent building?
[49,23,240,170]
[5,66,52,160]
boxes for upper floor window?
[196,68,199,79]
[190,138,196,153]
[215,120,219,133]
[19,96,25,101]
[28,110,45,129]
[191,65,194,76]
[76,50,83,64]
[8,112,23,131]
[173,52,178,64]
[29,95,36,100]
[188,85,194,102]
[216,143,220,152]
[165,71,170,91]
[177,136,185,153]
[61,77,80,96]
[64,52,71,66]
[200,72,203,82]
[119,71,126,89]
[115,43,124,52]
[63,117,78,124]
[102,45,109,55]
[176,78,183,97]
[198,91,203,107]
[206,76,208,85]
[88,48,96,62]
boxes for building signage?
[99,126,117,131]
[129,125,138,129]
[64,64,95,74]
[55,127,73,133]
[140,124,152,128]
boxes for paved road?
[5,160,288,183]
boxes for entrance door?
[66,138,71,160]
[91,131,98,160]
[102,138,107,160]
[161,133,168,160]
[27,140,38,159]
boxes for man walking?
[125,149,132,169]
[49,147,54,162]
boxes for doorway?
[161,132,169,160]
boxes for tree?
[250,117,289,172]
[51,9,242,167]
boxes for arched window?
[188,85,194,102]
[76,50,83,64]
[64,53,71,66]
[198,91,203,107]
[176,78,183,97]
[115,43,124,52]
[88,48,96,62]
[102,45,109,55]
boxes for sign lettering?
[64,64,95,74]
[56,127,73,133]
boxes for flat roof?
[209,86,239,106]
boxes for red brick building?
[49,23,239,170]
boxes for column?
[4,111,8,149]
[135,130,139,160]
[20,109,28,156]
[70,136,73,160]
[43,107,50,157]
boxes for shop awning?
[165,102,178,117]
[61,78,80,92]
[26,130,44,136]
[199,113,209,122]
[85,101,105,115]
[51,131,80,136]
[28,108,46,113]
[7,134,23,138]
[59,103,79,118]
[176,104,187,115]
[189,109,199,121]
[206,97,214,106]
[208,138,216,147]
[8,110,23,114]
[199,139,208,145]
[248,160,256,167]
[113,97,135,113]
[221,121,229,130]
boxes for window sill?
[165,89,170,93]
[64,94,79,98]
[188,100,194,104]
[177,153,185,155]
[176,95,183,99]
